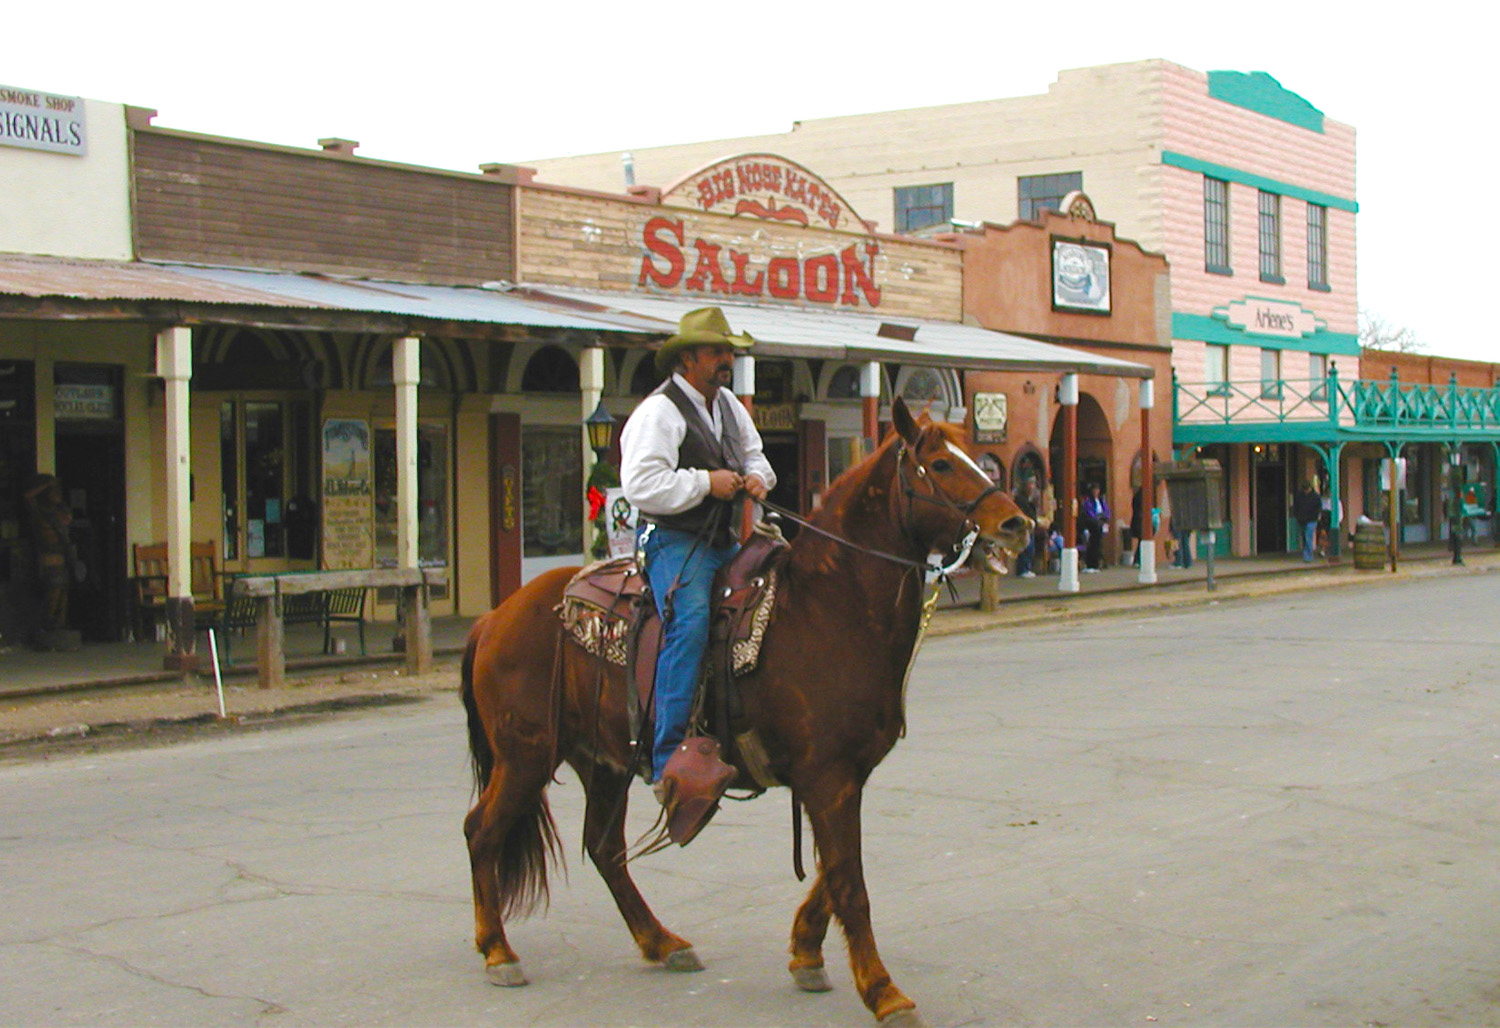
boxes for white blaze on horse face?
[944,442,989,482]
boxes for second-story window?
[1204,177,1231,274]
[1258,190,1283,283]
[1206,343,1229,395]
[1307,203,1329,290]
[1260,348,1282,399]
[1018,172,1082,220]
[1309,352,1328,401]
[894,183,953,233]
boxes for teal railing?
[1175,369,1500,432]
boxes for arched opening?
[521,345,579,393]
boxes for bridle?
[759,437,1004,579]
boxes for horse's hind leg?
[789,873,835,992]
[574,760,702,971]
[465,745,557,986]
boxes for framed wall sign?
[1051,237,1111,315]
[972,392,1008,444]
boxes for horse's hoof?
[485,961,527,987]
[663,947,705,972]
[877,1007,925,1028]
[792,965,833,992]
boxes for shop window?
[373,424,449,569]
[521,346,579,393]
[521,427,582,557]
[219,399,314,562]
[900,368,946,404]
[1260,348,1282,399]
[1203,176,1231,274]
[1307,203,1329,290]
[894,183,953,233]
[1258,190,1283,283]
[1019,172,1082,220]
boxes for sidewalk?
[3,542,1494,751]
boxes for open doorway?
[54,364,128,641]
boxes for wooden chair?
[131,540,226,640]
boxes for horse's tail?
[461,618,564,920]
[461,631,492,794]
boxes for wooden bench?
[131,540,225,641]
[230,568,446,686]
[214,582,367,662]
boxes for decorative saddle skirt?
[559,528,788,716]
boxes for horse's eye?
[931,459,952,473]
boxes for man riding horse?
[618,307,776,798]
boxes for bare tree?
[1359,309,1426,353]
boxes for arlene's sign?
[663,154,862,232]
[637,215,883,308]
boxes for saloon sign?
[641,154,884,309]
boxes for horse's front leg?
[801,772,922,1026]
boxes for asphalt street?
[3,572,1500,1027]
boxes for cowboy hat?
[655,307,754,374]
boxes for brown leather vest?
[644,380,746,546]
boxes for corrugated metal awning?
[0,255,673,335]
[511,285,1154,378]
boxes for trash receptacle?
[1352,521,1386,570]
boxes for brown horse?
[461,397,1030,1026]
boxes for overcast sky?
[8,0,1488,363]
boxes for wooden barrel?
[1352,521,1386,570]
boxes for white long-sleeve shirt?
[620,373,776,516]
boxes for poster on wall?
[1051,238,1111,314]
[321,418,373,569]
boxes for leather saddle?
[559,526,791,844]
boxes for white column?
[156,326,195,668]
[157,327,193,599]
[733,353,756,401]
[1137,377,1157,585]
[1057,373,1080,594]
[393,336,421,570]
[581,345,606,540]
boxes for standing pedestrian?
[1294,481,1321,563]
[1079,482,1110,572]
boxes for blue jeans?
[1015,539,1035,575]
[1174,529,1193,568]
[1301,520,1317,561]
[641,524,737,780]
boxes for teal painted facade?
[1160,151,1357,213]
[1206,71,1325,133]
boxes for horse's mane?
[808,415,967,536]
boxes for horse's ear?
[892,396,920,446]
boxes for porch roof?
[0,255,669,336]
[509,286,1155,379]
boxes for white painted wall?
[1,98,132,259]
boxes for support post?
[734,354,757,541]
[1058,374,1080,593]
[392,336,427,666]
[157,326,197,671]
[403,582,432,675]
[1137,378,1156,585]
[860,361,881,457]
[581,343,606,534]
[256,595,284,688]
